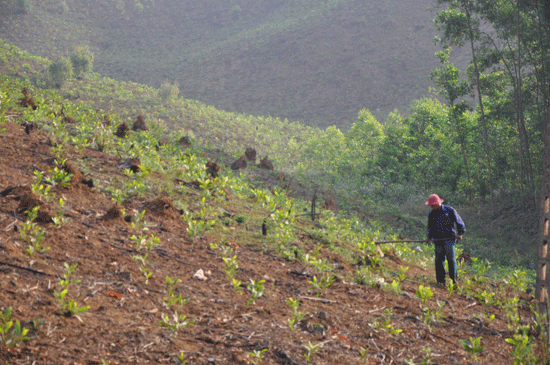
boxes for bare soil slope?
[0,118,530,364]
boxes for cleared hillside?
[0,0,467,128]
[0,41,545,365]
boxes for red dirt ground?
[0,120,535,364]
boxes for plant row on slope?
[1,40,549,363]
[0,36,541,274]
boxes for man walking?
[425,194,465,286]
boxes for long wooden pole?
[536,0,550,344]
[374,240,425,244]
[374,238,456,244]
[374,238,457,257]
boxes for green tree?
[435,0,495,197]
[345,109,384,164]
[49,56,73,88]
[158,80,180,104]
[70,46,94,78]
[474,0,549,197]
[430,47,474,201]
[16,0,32,14]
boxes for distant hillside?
[0,0,466,128]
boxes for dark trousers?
[434,241,457,284]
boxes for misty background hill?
[0,0,466,129]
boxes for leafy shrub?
[49,56,73,88]
[158,81,179,104]
[54,0,68,13]
[17,0,32,14]
[70,46,94,78]
[231,5,243,20]
[0,307,29,349]
[134,2,144,13]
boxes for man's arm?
[453,207,466,239]
[426,211,433,242]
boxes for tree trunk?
[516,1,535,199]
[451,102,473,203]
[464,4,494,197]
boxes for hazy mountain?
[0,0,465,128]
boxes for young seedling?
[474,290,495,307]
[303,341,322,364]
[421,347,433,365]
[130,232,160,251]
[223,255,239,282]
[53,263,90,322]
[370,308,402,336]
[357,239,375,264]
[508,269,529,291]
[133,254,153,284]
[383,280,402,296]
[130,210,160,253]
[473,312,495,326]
[418,300,446,332]
[129,212,159,284]
[397,265,409,282]
[210,240,234,258]
[121,166,151,198]
[63,299,91,322]
[531,306,550,364]
[174,351,187,365]
[308,256,331,273]
[31,170,54,202]
[0,307,30,349]
[27,316,45,333]
[370,255,382,269]
[232,278,243,294]
[130,210,151,231]
[47,163,72,188]
[382,308,402,335]
[354,266,382,287]
[368,318,382,333]
[459,336,484,362]
[359,347,369,363]
[50,143,67,162]
[51,197,69,228]
[109,188,126,206]
[246,279,266,306]
[446,280,457,297]
[248,348,268,365]
[186,219,215,243]
[505,326,539,365]
[164,276,189,310]
[415,285,434,307]
[308,273,334,297]
[159,312,193,338]
[471,258,491,284]
[286,297,307,332]
[20,206,49,255]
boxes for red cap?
[425,194,444,205]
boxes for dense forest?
[295,0,550,204]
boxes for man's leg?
[434,244,446,284]
[445,242,457,283]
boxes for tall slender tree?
[431,48,474,202]
[476,0,538,199]
[435,0,495,197]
